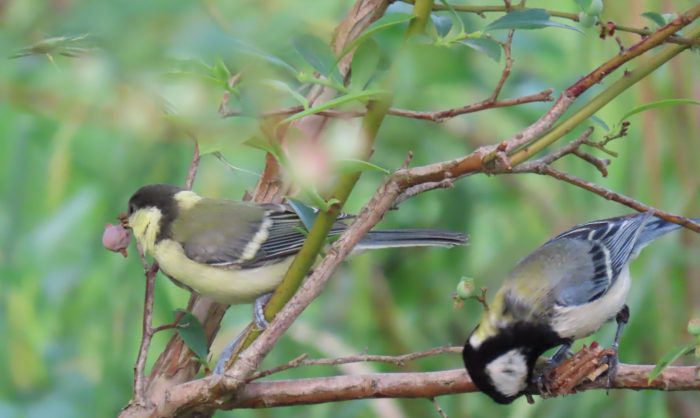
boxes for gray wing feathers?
[550,240,611,306]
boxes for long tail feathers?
[633,215,700,256]
[356,229,468,250]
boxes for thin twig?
[403,1,700,46]
[132,242,158,405]
[249,346,462,381]
[488,30,515,103]
[511,127,596,170]
[533,166,700,233]
[430,397,449,418]
[130,140,201,405]
[185,140,200,190]
[394,179,454,207]
[221,90,554,122]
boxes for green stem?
[264,99,390,316]
[510,23,700,165]
[226,0,432,363]
[407,0,435,37]
[228,96,392,360]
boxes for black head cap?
[128,184,183,215]
[127,184,183,241]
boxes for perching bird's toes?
[604,349,619,392]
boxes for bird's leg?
[549,342,573,365]
[605,304,629,389]
[253,292,273,330]
[213,292,275,375]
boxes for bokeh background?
[1,0,699,417]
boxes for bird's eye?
[128,203,136,215]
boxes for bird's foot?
[603,347,619,393]
[253,292,273,330]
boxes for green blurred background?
[1,0,699,417]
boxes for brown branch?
[226,364,700,409]
[488,30,515,103]
[132,244,159,406]
[184,140,200,190]
[526,166,700,233]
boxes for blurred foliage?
[1,0,699,417]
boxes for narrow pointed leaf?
[648,344,695,383]
[486,9,582,33]
[230,38,298,77]
[336,158,389,174]
[350,39,381,90]
[262,80,309,108]
[287,197,320,231]
[338,13,414,61]
[281,89,389,123]
[175,310,209,364]
[460,38,502,62]
[293,34,342,83]
[641,12,667,27]
[618,99,700,126]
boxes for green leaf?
[261,80,309,109]
[460,38,502,62]
[648,344,695,383]
[281,89,390,123]
[588,115,610,132]
[175,310,209,365]
[350,39,381,90]
[641,12,666,27]
[293,34,342,84]
[485,9,582,33]
[230,38,298,77]
[287,198,319,231]
[212,58,232,89]
[617,98,700,126]
[575,0,593,11]
[337,13,414,61]
[336,158,390,174]
[439,0,466,41]
[11,33,95,59]
[242,136,285,162]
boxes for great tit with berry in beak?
[462,212,697,404]
[125,184,466,371]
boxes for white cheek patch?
[485,349,529,398]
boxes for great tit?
[126,183,466,309]
[462,212,697,404]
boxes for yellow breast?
[153,239,292,304]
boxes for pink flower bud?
[103,224,131,257]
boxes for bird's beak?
[118,212,131,229]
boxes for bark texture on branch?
[223,364,700,408]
